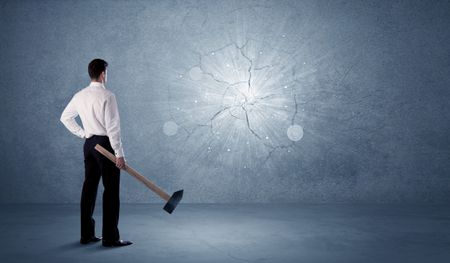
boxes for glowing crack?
[166,38,305,169]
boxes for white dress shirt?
[60,82,125,158]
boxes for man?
[60,58,132,247]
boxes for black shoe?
[80,236,102,244]
[102,239,133,247]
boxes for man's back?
[74,83,115,138]
[60,81,124,158]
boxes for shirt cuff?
[114,148,124,158]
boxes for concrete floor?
[0,204,449,263]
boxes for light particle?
[163,121,178,136]
[287,124,304,141]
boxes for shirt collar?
[89,82,106,89]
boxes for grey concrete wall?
[1,0,449,203]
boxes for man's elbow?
[60,114,70,126]
[60,116,66,124]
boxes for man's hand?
[116,157,126,169]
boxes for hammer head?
[163,190,184,214]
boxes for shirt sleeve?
[104,93,125,158]
[60,94,86,139]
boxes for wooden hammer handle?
[94,144,171,201]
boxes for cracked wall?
[1,0,449,203]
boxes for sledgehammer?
[94,144,183,214]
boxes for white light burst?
[166,39,305,170]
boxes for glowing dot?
[244,165,247,168]
[265,136,269,140]
[178,74,183,78]
[227,148,231,152]
[303,62,306,65]
[176,107,180,111]
[246,141,249,145]
[194,100,198,103]
[189,67,203,81]
[226,63,230,68]
[259,51,263,55]
[284,85,288,89]
[163,121,178,136]
[282,34,286,38]
[284,105,288,108]
[211,52,215,55]
[287,124,304,142]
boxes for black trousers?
[81,135,120,241]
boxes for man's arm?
[104,93,125,158]
[60,94,86,139]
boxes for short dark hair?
[88,58,108,80]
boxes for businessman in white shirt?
[60,59,132,247]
